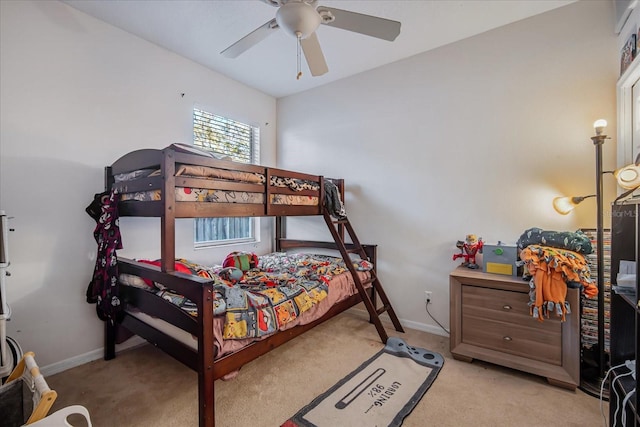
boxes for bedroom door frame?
[617,55,640,169]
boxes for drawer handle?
[503,336,512,341]
[502,305,512,310]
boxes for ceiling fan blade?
[318,7,401,41]
[300,32,328,77]
[221,18,279,58]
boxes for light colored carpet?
[47,311,605,427]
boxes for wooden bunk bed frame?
[102,146,403,427]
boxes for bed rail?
[117,258,214,303]
[106,146,326,219]
[120,287,197,335]
[277,239,377,262]
[110,149,163,176]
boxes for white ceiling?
[62,0,576,98]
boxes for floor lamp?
[552,119,609,397]
[591,119,608,391]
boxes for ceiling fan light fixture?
[276,1,321,39]
[223,0,400,79]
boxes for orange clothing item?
[520,245,598,321]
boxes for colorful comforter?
[118,166,320,206]
[120,253,372,340]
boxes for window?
[193,108,260,247]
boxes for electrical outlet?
[424,291,432,303]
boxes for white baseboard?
[41,310,448,377]
[348,308,449,338]
[41,336,147,377]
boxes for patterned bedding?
[114,164,320,192]
[121,189,318,205]
[119,253,372,341]
[116,164,320,206]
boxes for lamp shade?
[553,196,579,215]
[614,163,640,189]
[552,195,595,215]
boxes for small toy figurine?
[453,234,484,269]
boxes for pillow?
[355,259,374,272]
[119,273,156,290]
[136,259,194,288]
[169,143,231,160]
[516,228,593,254]
[223,251,259,271]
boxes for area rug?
[281,337,444,427]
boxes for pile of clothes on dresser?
[516,228,598,322]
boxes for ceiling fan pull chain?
[296,32,302,80]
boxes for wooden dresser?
[450,267,580,390]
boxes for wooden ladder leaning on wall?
[321,208,404,343]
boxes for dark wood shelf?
[612,291,639,312]
[608,201,639,427]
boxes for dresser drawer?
[461,285,562,331]
[461,314,562,365]
[460,284,562,365]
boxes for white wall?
[0,0,276,369]
[276,0,619,335]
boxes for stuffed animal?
[217,267,244,285]
[222,251,259,271]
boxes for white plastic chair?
[27,405,92,427]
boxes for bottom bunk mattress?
[118,252,372,359]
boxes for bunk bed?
[96,144,403,427]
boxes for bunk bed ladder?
[322,209,404,344]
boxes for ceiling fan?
[221,0,401,78]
